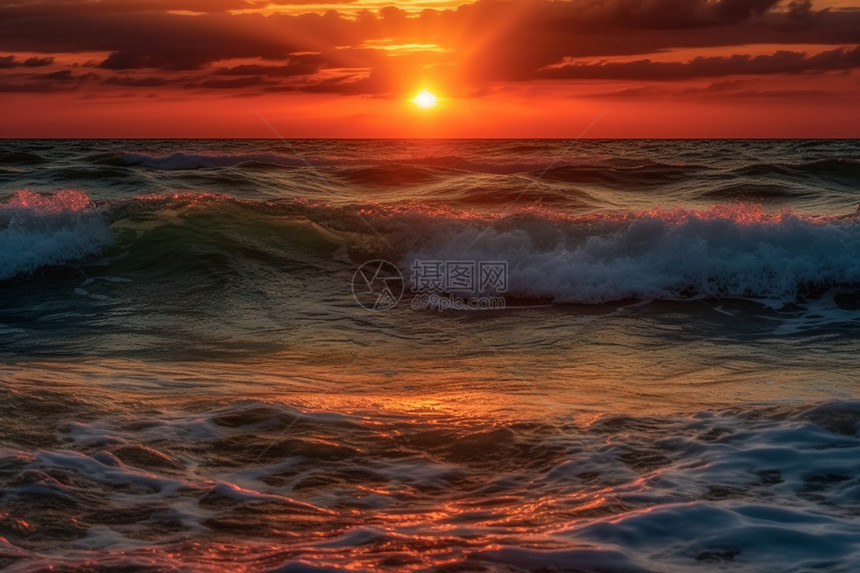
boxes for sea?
[1,138,860,572]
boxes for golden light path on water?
[5,337,854,420]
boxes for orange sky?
[0,0,858,137]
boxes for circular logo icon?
[351,260,404,311]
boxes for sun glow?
[412,90,438,109]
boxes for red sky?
[0,0,858,137]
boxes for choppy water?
[1,139,860,572]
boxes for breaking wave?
[3,190,860,307]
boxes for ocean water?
[1,139,860,572]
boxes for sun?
[412,89,438,109]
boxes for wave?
[804,158,860,182]
[0,190,113,281]
[122,152,319,170]
[538,162,707,185]
[0,150,47,165]
[451,184,597,207]
[409,155,554,174]
[5,190,860,306]
[400,205,860,305]
[699,183,809,201]
[735,159,860,184]
[4,393,860,572]
[118,151,576,176]
[52,166,134,181]
[104,150,860,188]
[336,164,441,187]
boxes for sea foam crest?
[0,190,113,280]
[402,205,860,305]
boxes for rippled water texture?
[1,139,859,572]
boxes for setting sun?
[412,90,438,109]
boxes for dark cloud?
[0,81,68,92]
[457,1,860,82]
[198,75,273,89]
[0,54,54,68]
[597,78,834,99]
[32,69,76,81]
[597,86,668,98]
[539,0,782,30]
[23,56,54,67]
[542,46,860,81]
[104,75,172,87]
[0,68,98,91]
[728,88,832,97]
[29,69,99,82]
[0,0,858,96]
[0,11,299,69]
[213,58,324,78]
[3,0,852,69]
[293,75,374,94]
[97,51,195,70]
[0,0,254,17]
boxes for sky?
[0,0,858,137]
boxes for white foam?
[402,206,860,305]
[212,481,331,514]
[571,502,860,572]
[0,190,113,280]
[478,547,650,573]
[33,450,183,495]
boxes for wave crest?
[5,191,860,307]
[397,204,860,305]
[0,190,113,280]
